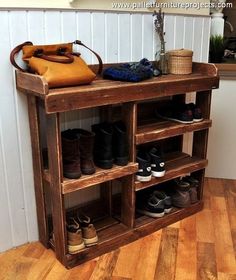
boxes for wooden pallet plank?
[62,163,138,194]
[136,119,212,144]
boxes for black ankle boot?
[92,122,113,169]
[113,121,129,166]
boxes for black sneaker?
[153,190,172,213]
[136,193,165,218]
[156,103,193,124]
[185,103,203,122]
[136,151,152,182]
[149,147,165,178]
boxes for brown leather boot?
[73,129,96,175]
[61,130,81,179]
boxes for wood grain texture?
[154,227,179,280]
[136,119,212,145]
[61,163,138,194]
[211,196,236,274]
[27,96,49,248]
[0,178,236,279]
[175,216,197,280]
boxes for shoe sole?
[152,170,166,177]
[156,113,193,124]
[81,168,96,175]
[193,118,203,122]
[164,207,173,214]
[68,243,85,254]
[137,209,165,218]
[136,175,152,182]
[83,236,98,247]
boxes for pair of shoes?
[156,102,203,124]
[92,121,129,169]
[169,176,199,208]
[67,213,98,254]
[136,190,172,218]
[61,129,95,179]
[136,147,165,182]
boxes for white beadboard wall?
[0,9,210,252]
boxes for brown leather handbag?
[10,40,103,88]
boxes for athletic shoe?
[66,217,85,254]
[149,147,166,177]
[136,193,165,218]
[182,176,199,203]
[185,103,203,122]
[152,190,172,213]
[156,103,193,124]
[168,179,191,208]
[77,212,98,247]
[136,151,152,182]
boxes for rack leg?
[46,113,67,264]
[27,96,49,247]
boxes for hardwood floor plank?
[211,196,236,274]
[154,227,179,280]
[23,242,45,259]
[197,242,217,280]
[68,260,97,280]
[203,178,211,209]
[132,230,162,280]
[26,249,57,280]
[89,249,120,280]
[112,239,143,278]
[218,272,236,280]
[175,215,197,280]
[224,179,236,258]
[196,209,215,243]
[208,178,225,197]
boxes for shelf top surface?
[16,62,219,113]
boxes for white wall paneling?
[0,10,210,252]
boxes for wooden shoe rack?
[16,62,219,268]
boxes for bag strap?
[10,40,103,75]
[34,48,74,64]
[10,41,33,72]
[73,40,103,75]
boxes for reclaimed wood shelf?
[135,154,208,191]
[43,162,138,194]
[16,62,219,114]
[16,62,219,268]
[136,119,212,145]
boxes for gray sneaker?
[182,176,199,203]
[170,179,191,208]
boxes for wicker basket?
[168,49,193,74]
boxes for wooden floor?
[1,178,236,280]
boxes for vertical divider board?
[46,113,67,264]
[121,102,137,228]
[27,96,49,248]
[192,90,212,199]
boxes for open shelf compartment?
[136,118,212,145]
[135,152,208,191]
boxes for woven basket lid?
[168,49,193,57]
